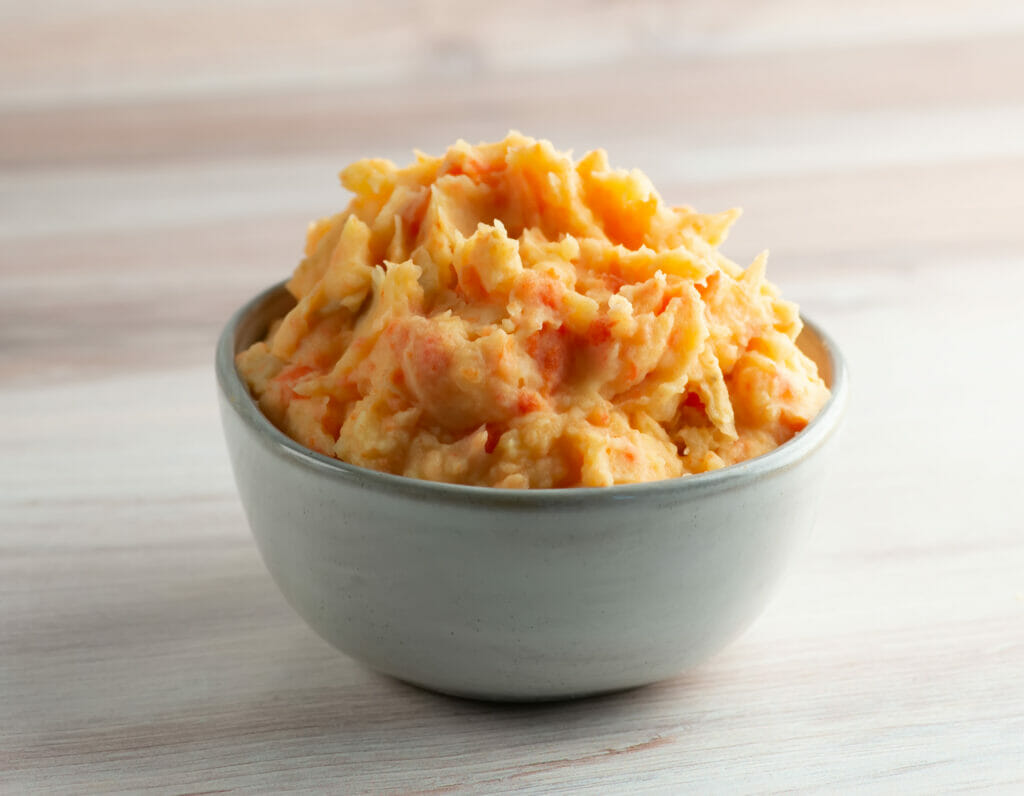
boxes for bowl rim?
[217,281,848,507]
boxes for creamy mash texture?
[237,133,830,488]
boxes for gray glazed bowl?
[217,282,848,701]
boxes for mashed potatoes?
[237,133,829,488]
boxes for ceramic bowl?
[216,282,848,701]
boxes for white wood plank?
[3,0,1024,107]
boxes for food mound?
[237,133,830,488]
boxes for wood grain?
[2,1,1023,792]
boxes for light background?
[2,2,1023,791]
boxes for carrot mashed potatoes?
[237,133,830,488]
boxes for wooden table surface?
[3,2,1023,792]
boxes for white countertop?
[3,1,1023,791]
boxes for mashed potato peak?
[237,133,830,488]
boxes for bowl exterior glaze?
[217,283,847,700]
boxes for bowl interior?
[232,286,296,354]
[796,324,833,387]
